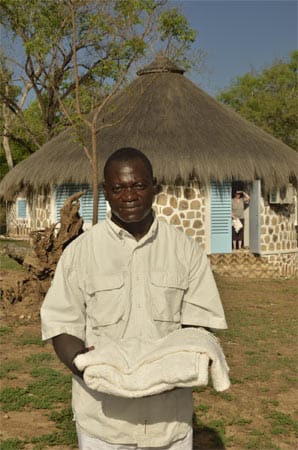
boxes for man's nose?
[122,187,138,201]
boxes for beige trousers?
[76,425,193,450]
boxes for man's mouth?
[121,205,140,210]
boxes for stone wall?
[32,194,53,231]
[6,202,30,237]
[152,184,206,250]
[6,194,52,238]
[260,199,297,277]
[5,186,298,278]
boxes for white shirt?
[41,217,227,446]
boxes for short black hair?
[104,147,153,180]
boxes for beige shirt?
[41,217,227,446]
[232,198,247,219]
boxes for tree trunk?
[2,89,14,170]
[92,123,99,225]
[3,191,85,304]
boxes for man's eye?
[112,186,122,193]
[134,183,146,190]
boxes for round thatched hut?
[1,55,297,276]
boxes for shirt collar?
[106,213,158,243]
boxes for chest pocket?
[86,274,125,334]
[150,272,188,325]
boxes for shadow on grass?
[193,414,225,450]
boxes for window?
[55,184,107,223]
[17,199,28,219]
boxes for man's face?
[103,158,156,227]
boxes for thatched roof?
[1,54,297,200]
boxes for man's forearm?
[52,333,88,378]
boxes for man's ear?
[152,177,158,194]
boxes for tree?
[0,60,39,176]
[0,0,201,155]
[1,0,202,223]
[217,51,298,150]
[58,0,200,224]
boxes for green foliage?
[217,51,298,150]
[0,438,25,450]
[267,410,298,436]
[0,326,12,336]
[0,254,24,271]
[0,0,200,174]
[0,361,20,379]
[159,8,197,45]
[25,352,54,364]
[0,386,30,411]
[17,334,45,346]
[48,408,77,445]
[0,367,71,412]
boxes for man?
[41,147,227,449]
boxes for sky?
[172,0,297,96]
[1,0,297,100]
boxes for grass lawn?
[0,239,30,272]
[0,261,297,449]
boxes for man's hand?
[52,334,94,379]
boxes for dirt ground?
[1,268,297,450]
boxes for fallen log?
[4,190,85,304]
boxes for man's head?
[103,148,157,238]
[104,147,154,181]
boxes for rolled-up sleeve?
[40,247,86,342]
[181,242,227,330]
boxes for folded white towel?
[75,327,230,398]
[232,218,243,233]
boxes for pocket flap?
[150,272,188,290]
[86,274,124,294]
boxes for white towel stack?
[75,327,230,398]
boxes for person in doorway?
[232,190,250,250]
[41,147,227,450]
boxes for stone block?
[156,193,168,206]
[158,216,167,223]
[170,215,181,226]
[190,200,200,210]
[187,211,195,219]
[162,207,173,216]
[170,197,178,208]
[178,200,189,210]
[185,228,195,236]
[184,188,196,200]
[193,220,203,229]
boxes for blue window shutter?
[211,182,232,254]
[80,186,93,222]
[55,184,107,223]
[98,189,107,222]
[17,199,27,219]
